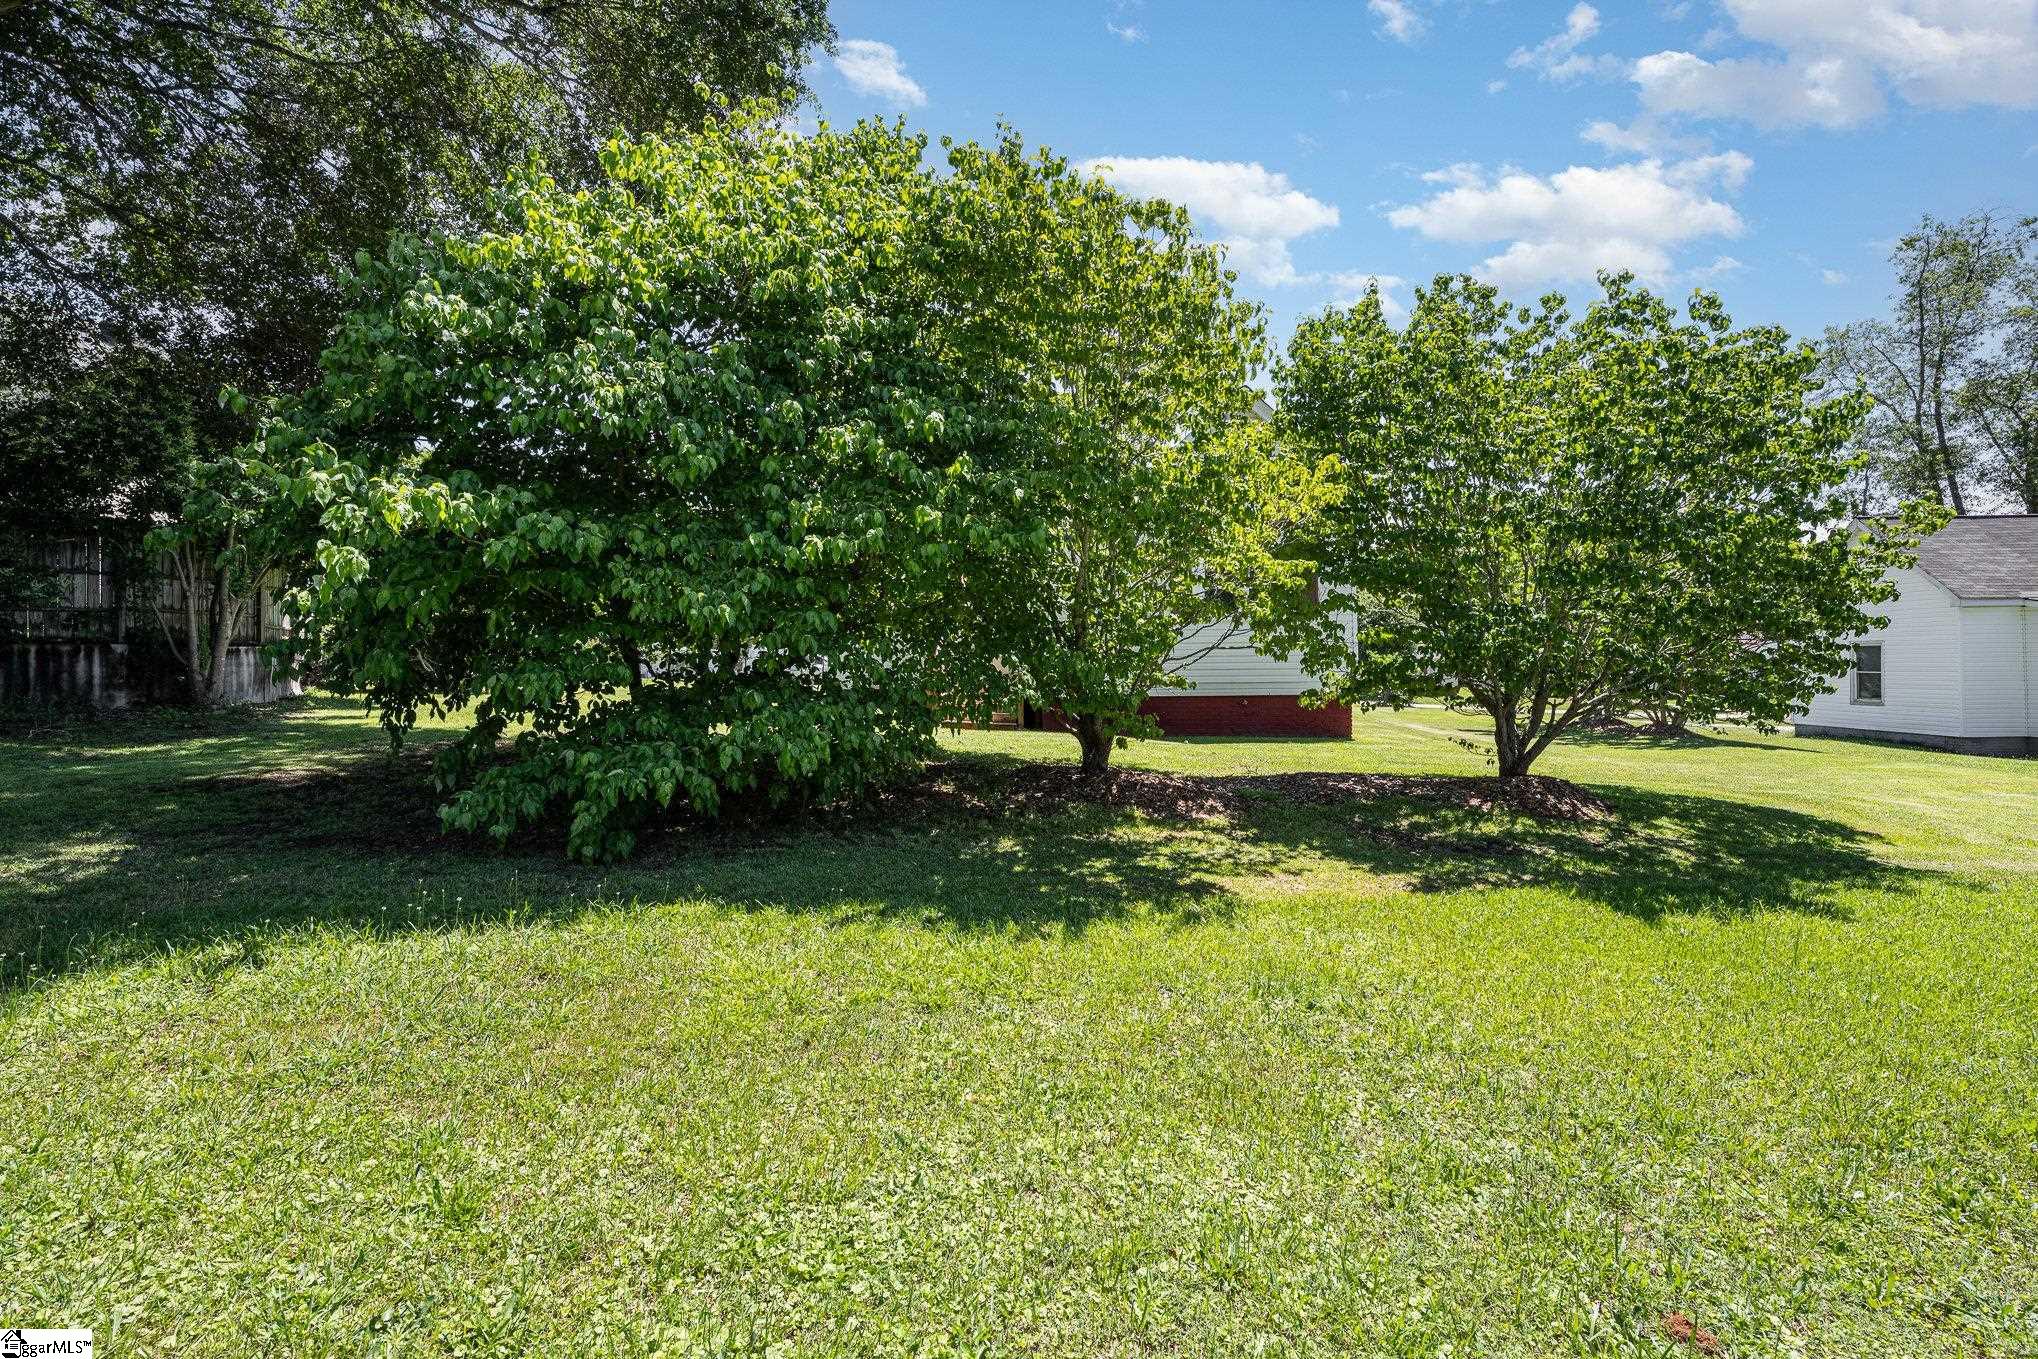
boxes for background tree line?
[1827,211,2038,514]
[0,0,834,697]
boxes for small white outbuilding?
[1794,515,2038,757]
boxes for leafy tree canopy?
[1263,273,1937,779]
[936,139,1280,773]
[2,0,833,338]
[0,0,833,529]
[264,107,1055,858]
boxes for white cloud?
[1664,149,1754,189]
[1625,1,2038,130]
[1581,118,1658,153]
[1822,267,1850,285]
[1369,0,1426,44]
[1631,49,1883,128]
[1386,154,1751,291]
[1726,0,2038,108]
[1688,254,1746,281]
[833,39,926,108]
[1080,156,1341,287]
[1106,20,1147,42]
[1507,4,1623,81]
[1420,162,1486,188]
[1578,116,1711,156]
[1329,271,1412,322]
[1486,78,1509,94]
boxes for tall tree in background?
[1827,212,2035,513]
[0,0,832,688]
[1263,274,1928,780]
[1960,244,2038,512]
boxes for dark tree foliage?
[0,0,833,657]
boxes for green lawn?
[3,698,2036,1357]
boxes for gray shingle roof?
[1915,515,2038,599]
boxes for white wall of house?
[1797,565,1967,737]
[1960,603,2036,739]
[1153,620,1314,696]
[1153,615,1358,698]
[2028,609,2038,740]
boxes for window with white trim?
[1852,644,1883,703]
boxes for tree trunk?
[1928,332,1967,514]
[1644,705,1688,735]
[1073,715,1113,776]
[1492,714,1532,779]
[181,557,206,706]
[201,562,234,706]
[621,640,644,703]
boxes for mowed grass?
[2,699,2036,1357]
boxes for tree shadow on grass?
[1556,724,1817,756]
[0,743,1255,993]
[1239,783,1899,922]
[0,722,1919,996]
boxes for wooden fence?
[7,532,287,646]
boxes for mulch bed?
[895,764,1611,827]
[170,753,1615,862]
[1241,771,1612,822]
[879,761,1243,823]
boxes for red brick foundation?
[1138,693,1351,737]
[1023,695,1351,738]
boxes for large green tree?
[1263,274,1930,780]
[265,110,1048,859]
[940,138,1281,774]
[0,0,832,682]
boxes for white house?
[1795,515,2038,757]
[1139,617,1352,737]
[1012,613,1354,738]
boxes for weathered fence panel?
[3,531,299,707]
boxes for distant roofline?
[1892,512,2038,601]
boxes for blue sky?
[809,0,2038,357]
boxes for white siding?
[1154,617,1352,697]
[1958,603,2035,739]
[1797,565,1966,737]
[2028,609,2038,741]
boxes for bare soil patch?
[1661,1312,1724,1355]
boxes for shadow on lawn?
[1241,787,1892,921]
[1558,725,1817,755]
[0,702,1918,994]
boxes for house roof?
[1915,515,2038,600]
